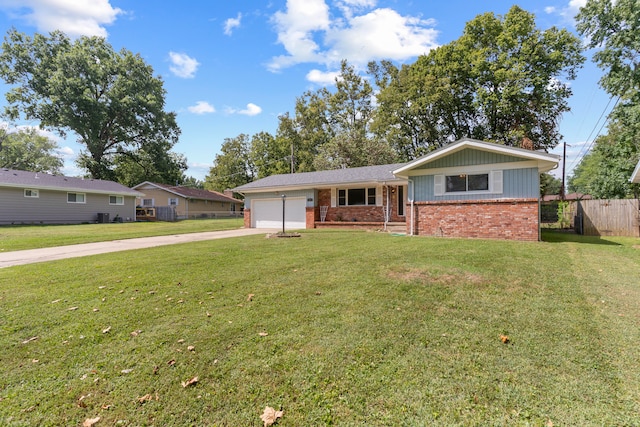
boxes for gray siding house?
[0,168,142,225]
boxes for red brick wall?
[412,199,539,241]
[316,186,406,223]
[243,209,251,228]
[306,207,315,228]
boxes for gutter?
[409,179,415,236]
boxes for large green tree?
[576,0,639,100]
[0,127,63,173]
[0,29,181,181]
[204,134,254,192]
[371,6,584,155]
[572,0,640,198]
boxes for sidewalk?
[0,228,277,268]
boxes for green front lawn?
[0,218,244,252]
[1,230,638,425]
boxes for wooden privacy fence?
[575,199,640,237]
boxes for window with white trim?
[67,192,86,203]
[109,195,124,205]
[24,189,39,198]
[337,187,377,206]
[434,171,502,196]
[142,198,154,207]
[168,197,178,206]
[446,173,489,192]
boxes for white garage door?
[252,197,307,229]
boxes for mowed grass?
[1,229,639,426]
[0,218,244,251]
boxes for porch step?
[386,222,406,234]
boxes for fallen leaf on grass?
[102,326,111,334]
[500,335,510,344]
[101,404,112,410]
[206,312,211,317]
[247,294,255,301]
[260,406,283,427]
[130,330,142,337]
[167,359,176,366]
[21,336,38,344]
[187,346,195,352]
[181,376,198,388]
[259,332,268,337]
[83,417,100,427]
[121,369,133,374]
[68,306,79,311]
[137,393,159,404]
[51,299,61,304]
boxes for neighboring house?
[0,168,142,225]
[234,138,560,241]
[132,182,243,220]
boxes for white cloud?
[268,0,438,72]
[57,146,75,160]
[0,0,123,37]
[227,103,263,116]
[545,0,588,24]
[269,0,331,71]
[224,13,242,36]
[168,52,200,78]
[306,69,340,85]
[188,101,215,114]
[326,9,438,65]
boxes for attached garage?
[251,197,307,229]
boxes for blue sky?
[0,0,613,182]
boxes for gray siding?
[0,187,138,224]
[417,148,524,170]
[244,189,316,209]
[412,168,540,201]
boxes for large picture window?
[446,173,489,192]
[434,170,502,196]
[67,192,86,203]
[337,188,377,206]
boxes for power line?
[567,95,620,171]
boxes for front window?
[67,192,86,203]
[142,199,153,207]
[168,198,178,206]
[109,195,124,205]
[337,187,377,206]
[24,189,39,198]
[446,173,489,193]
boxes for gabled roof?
[233,163,408,193]
[0,168,142,196]
[630,159,640,183]
[132,181,242,204]
[393,138,561,176]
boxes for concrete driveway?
[0,228,278,268]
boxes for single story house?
[0,168,142,225]
[234,138,560,241]
[132,182,243,220]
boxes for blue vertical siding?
[412,168,540,202]
[417,148,524,169]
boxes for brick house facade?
[234,139,559,241]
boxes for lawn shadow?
[542,229,622,246]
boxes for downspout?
[409,179,415,236]
[384,183,389,231]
